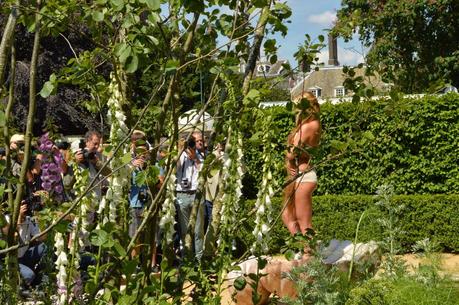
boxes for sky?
[272,0,365,67]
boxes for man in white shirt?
[175,131,205,260]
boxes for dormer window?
[334,86,346,97]
[309,86,322,98]
[257,64,271,74]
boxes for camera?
[17,141,25,152]
[24,195,42,216]
[56,140,70,150]
[138,188,148,203]
[181,178,190,188]
[79,139,96,161]
[186,138,196,149]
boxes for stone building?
[290,35,388,100]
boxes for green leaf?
[258,258,268,269]
[110,0,124,7]
[285,249,295,261]
[165,59,179,74]
[0,239,6,249]
[145,0,160,10]
[92,10,105,22]
[233,276,247,291]
[90,229,110,247]
[119,45,132,64]
[125,54,139,73]
[103,145,113,157]
[147,35,159,45]
[123,259,139,276]
[243,89,261,106]
[39,81,55,98]
[118,295,136,305]
[134,170,147,186]
[122,151,132,165]
[113,240,127,257]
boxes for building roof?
[290,66,387,98]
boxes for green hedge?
[243,93,459,197]
[235,194,459,254]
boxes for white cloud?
[307,11,336,27]
[317,47,364,66]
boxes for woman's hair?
[292,91,320,125]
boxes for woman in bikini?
[282,91,321,236]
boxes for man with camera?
[128,131,152,258]
[74,131,111,200]
[176,131,205,261]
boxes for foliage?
[334,0,459,92]
[346,276,459,305]
[242,93,459,198]
[238,194,459,254]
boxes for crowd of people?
[1,91,321,294]
[0,128,224,292]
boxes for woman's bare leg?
[294,182,316,234]
[282,200,300,235]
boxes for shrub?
[243,93,459,198]
[236,194,459,254]
[346,277,459,305]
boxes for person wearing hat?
[282,92,321,239]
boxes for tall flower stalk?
[72,163,94,249]
[104,72,129,224]
[251,115,276,254]
[54,232,68,305]
[159,173,177,245]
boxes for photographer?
[128,131,152,258]
[74,131,111,200]
[2,200,46,287]
[10,134,41,186]
[175,131,205,260]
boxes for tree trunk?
[242,4,271,96]
[0,5,19,95]
[6,0,41,292]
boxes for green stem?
[94,244,103,290]
[348,210,366,282]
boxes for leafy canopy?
[334,0,459,93]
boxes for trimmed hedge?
[243,93,459,197]
[235,194,459,254]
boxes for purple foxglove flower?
[41,174,51,182]
[48,175,59,184]
[42,181,52,191]
[54,184,63,194]
[41,163,50,170]
[48,163,58,172]
[54,154,63,165]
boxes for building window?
[334,86,346,97]
[309,87,322,98]
[257,64,271,74]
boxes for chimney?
[328,34,339,66]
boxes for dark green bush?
[243,93,459,198]
[236,194,459,254]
